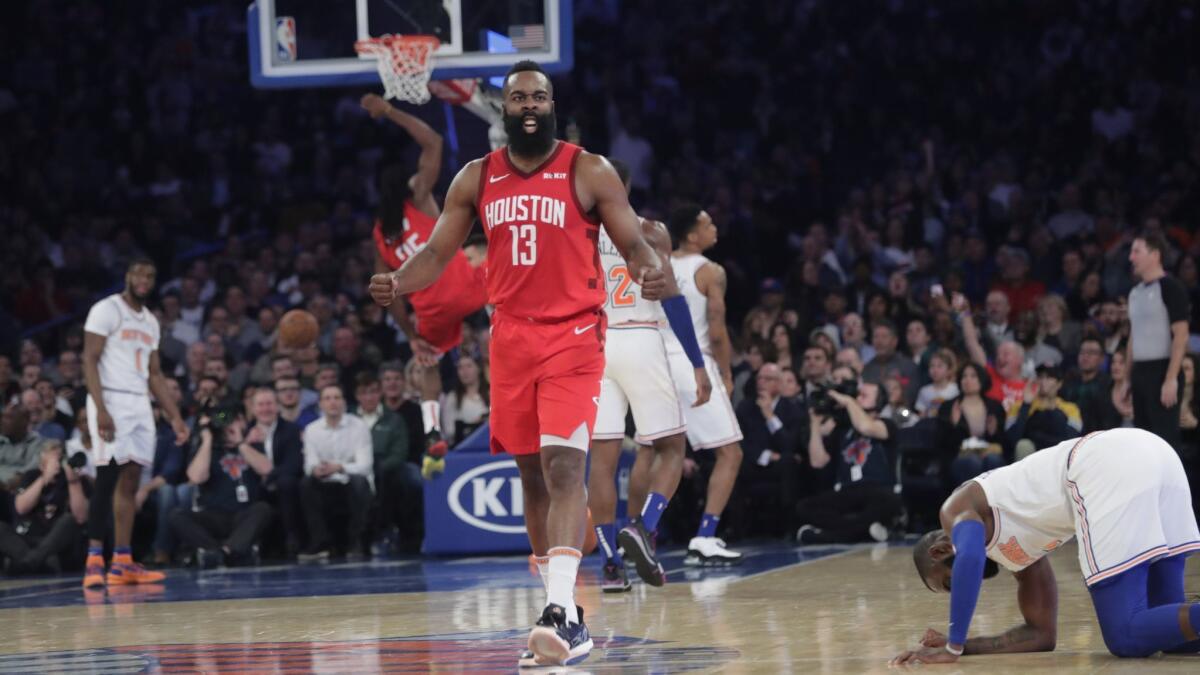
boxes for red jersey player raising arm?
[362,93,488,464]
[369,61,665,669]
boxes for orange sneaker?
[106,559,165,585]
[82,556,106,589]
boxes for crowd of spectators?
[3,0,1200,571]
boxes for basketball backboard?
[248,0,572,89]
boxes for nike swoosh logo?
[489,174,510,184]
[574,323,596,335]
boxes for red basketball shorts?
[489,309,606,456]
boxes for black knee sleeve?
[86,461,120,541]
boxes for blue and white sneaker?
[526,603,593,667]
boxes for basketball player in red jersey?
[369,61,666,668]
[361,93,488,464]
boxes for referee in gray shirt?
[1127,231,1190,450]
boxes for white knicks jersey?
[83,294,161,395]
[661,253,711,356]
[599,226,666,327]
[973,436,1078,573]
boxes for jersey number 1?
[509,224,537,266]
[135,349,144,375]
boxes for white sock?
[421,400,441,434]
[547,547,581,624]
[535,556,550,593]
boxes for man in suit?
[734,363,804,537]
[243,388,305,557]
[352,372,420,553]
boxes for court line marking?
[659,544,865,585]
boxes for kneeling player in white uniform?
[81,258,189,589]
[588,160,712,591]
[894,428,1200,665]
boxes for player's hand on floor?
[889,645,959,667]
[368,273,398,306]
[692,367,712,407]
[918,628,947,648]
[639,268,667,301]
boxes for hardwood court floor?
[0,542,1196,673]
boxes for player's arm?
[148,351,189,445]
[937,484,991,657]
[696,262,734,392]
[362,94,443,212]
[82,331,113,443]
[376,251,424,338]
[580,153,666,300]
[961,557,1058,654]
[644,221,711,405]
[369,161,481,306]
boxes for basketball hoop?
[354,34,440,104]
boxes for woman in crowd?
[937,362,1008,487]
[769,322,796,371]
[441,355,489,445]
[1086,348,1134,431]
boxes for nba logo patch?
[275,16,297,62]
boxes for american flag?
[509,24,546,49]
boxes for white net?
[354,35,439,104]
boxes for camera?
[197,405,241,453]
[809,379,859,417]
[198,405,238,435]
[64,450,88,470]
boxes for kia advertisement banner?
[423,424,634,554]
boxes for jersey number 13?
[509,224,537,266]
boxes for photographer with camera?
[0,440,89,574]
[795,376,901,544]
[169,408,275,568]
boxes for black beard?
[504,111,557,158]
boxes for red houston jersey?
[476,142,604,322]
[372,201,488,324]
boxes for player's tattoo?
[965,624,1048,655]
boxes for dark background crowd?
[2,0,1200,572]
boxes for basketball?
[278,309,319,349]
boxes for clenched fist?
[368,273,399,306]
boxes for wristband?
[945,643,964,656]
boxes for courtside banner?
[423,424,634,554]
